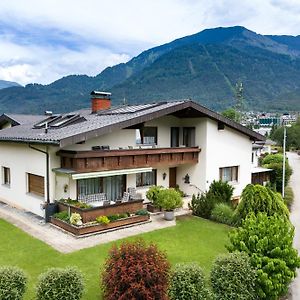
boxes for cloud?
[0,0,299,85]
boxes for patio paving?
[0,199,191,253]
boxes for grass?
[0,215,230,299]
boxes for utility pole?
[282,125,286,198]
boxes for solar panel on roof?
[98,103,165,115]
[33,114,86,129]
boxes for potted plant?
[146,186,163,213]
[157,188,183,221]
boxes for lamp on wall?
[184,174,190,184]
[162,172,167,180]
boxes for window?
[219,166,239,182]
[183,127,195,147]
[77,175,126,201]
[2,167,10,185]
[28,173,44,197]
[136,170,157,187]
[136,127,157,145]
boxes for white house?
[0,92,265,218]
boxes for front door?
[169,167,177,188]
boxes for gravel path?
[287,152,300,299]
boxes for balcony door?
[170,127,180,147]
[169,167,177,188]
[183,127,195,147]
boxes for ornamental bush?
[227,213,300,299]
[146,185,163,207]
[168,263,211,300]
[70,212,82,225]
[157,188,183,211]
[189,193,215,219]
[36,267,84,300]
[206,180,234,205]
[210,203,234,226]
[96,215,110,224]
[102,239,170,300]
[262,153,292,192]
[284,186,294,210]
[210,252,257,300]
[233,184,289,226]
[0,266,27,300]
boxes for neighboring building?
[0,92,265,218]
[251,142,272,185]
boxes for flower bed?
[57,199,144,223]
[51,214,150,236]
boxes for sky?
[0,0,299,86]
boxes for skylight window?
[33,114,86,129]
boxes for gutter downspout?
[28,145,50,204]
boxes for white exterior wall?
[62,129,135,151]
[204,119,252,196]
[0,114,254,216]
[0,143,60,217]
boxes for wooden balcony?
[57,147,201,172]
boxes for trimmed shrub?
[189,193,215,219]
[227,213,300,299]
[169,263,211,300]
[102,239,170,300]
[146,185,163,207]
[157,188,183,211]
[210,252,257,300]
[0,266,27,300]
[262,153,292,192]
[233,184,289,226]
[284,186,294,210]
[36,267,84,300]
[211,203,234,226]
[206,180,234,205]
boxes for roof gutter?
[0,138,59,146]
[28,145,50,204]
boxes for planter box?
[146,203,162,213]
[51,214,150,236]
[58,199,143,223]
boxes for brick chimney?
[91,91,111,113]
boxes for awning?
[71,167,153,180]
[251,167,273,174]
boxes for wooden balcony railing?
[57,147,201,172]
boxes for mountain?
[1,26,300,114]
[0,80,21,90]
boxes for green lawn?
[0,215,230,299]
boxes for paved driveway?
[287,152,300,299]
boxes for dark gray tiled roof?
[4,114,45,125]
[0,100,265,147]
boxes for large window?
[2,167,10,185]
[219,166,239,182]
[28,173,44,197]
[136,170,157,187]
[77,175,126,201]
[136,127,157,145]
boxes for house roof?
[0,100,265,147]
[0,113,45,126]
